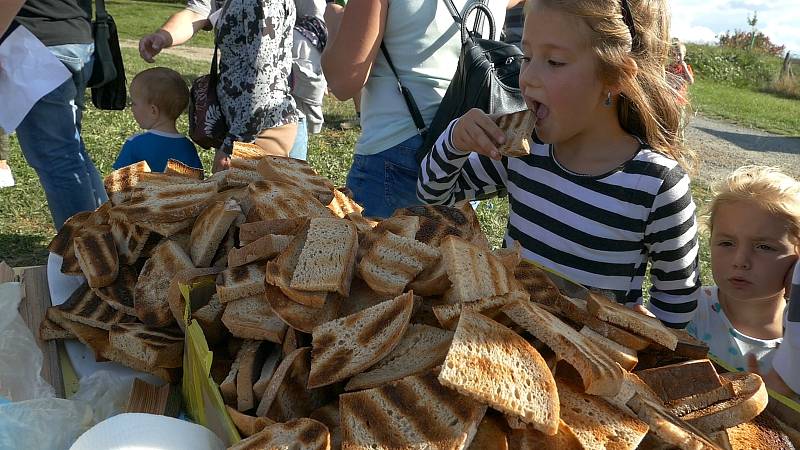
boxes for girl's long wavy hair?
[525,0,696,173]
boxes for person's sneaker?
[0,161,15,188]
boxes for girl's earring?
[604,92,612,107]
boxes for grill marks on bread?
[103,161,151,205]
[229,418,330,450]
[440,236,511,304]
[248,180,334,221]
[94,264,137,316]
[358,231,440,295]
[308,293,414,389]
[134,239,195,326]
[74,224,119,288]
[340,371,487,450]
[52,283,136,330]
[494,109,536,157]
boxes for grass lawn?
[690,78,800,136]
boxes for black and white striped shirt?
[418,120,700,327]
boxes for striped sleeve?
[417,119,508,205]
[644,166,700,328]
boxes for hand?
[631,304,656,318]
[746,354,795,397]
[212,148,231,173]
[452,108,506,161]
[139,31,170,63]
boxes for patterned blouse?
[187,0,299,153]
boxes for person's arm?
[0,0,25,36]
[643,167,701,328]
[321,0,388,101]
[417,114,509,205]
[139,8,209,63]
[770,262,800,396]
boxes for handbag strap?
[94,0,109,24]
[380,42,428,137]
[442,0,489,39]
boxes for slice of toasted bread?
[94,264,137,316]
[256,347,334,422]
[167,267,224,330]
[394,203,488,249]
[108,322,183,368]
[407,261,451,296]
[56,317,178,382]
[326,188,364,218]
[228,234,292,268]
[552,295,651,351]
[236,340,268,412]
[109,217,152,265]
[216,263,266,304]
[513,260,563,307]
[626,393,722,450]
[38,317,75,341]
[48,211,92,257]
[73,224,119,288]
[252,349,282,401]
[636,359,723,402]
[357,231,440,295]
[103,161,151,205]
[557,378,649,449]
[50,283,137,330]
[264,283,340,334]
[290,218,358,296]
[494,109,536,157]
[221,295,287,343]
[238,218,305,245]
[357,216,421,261]
[232,141,265,159]
[229,418,330,450]
[676,372,768,433]
[265,222,330,307]
[307,292,414,388]
[587,292,677,350]
[135,171,203,187]
[131,215,196,238]
[255,155,335,198]
[344,324,453,391]
[504,300,624,396]
[191,293,227,344]
[189,199,242,267]
[579,326,638,371]
[340,371,487,449]
[346,212,379,234]
[467,414,510,450]
[433,290,530,330]
[309,402,342,450]
[165,159,203,179]
[206,168,263,190]
[248,180,334,221]
[438,310,559,435]
[508,419,583,450]
[226,405,275,438]
[724,411,795,450]
[134,239,195,326]
[116,181,219,223]
[222,344,247,406]
[440,235,511,303]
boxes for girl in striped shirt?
[417,0,700,326]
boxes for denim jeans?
[288,116,308,161]
[15,43,107,230]
[345,134,424,218]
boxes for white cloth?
[687,286,782,373]
[356,0,508,156]
[0,24,70,132]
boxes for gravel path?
[121,39,800,185]
[686,115,800,185]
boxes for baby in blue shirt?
[113,67,202,172]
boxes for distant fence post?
[780,51,793,80]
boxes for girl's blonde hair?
[524,0,695,172]
[706,166,800,247]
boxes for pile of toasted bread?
[40,143,796,450]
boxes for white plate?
[70,413,225,450]
[47,253,162,385]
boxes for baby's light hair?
[706,166,800,248]
[131,67,190,120]
[523,0,695,172]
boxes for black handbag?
[188,40,228,149]
[382,0,526,163]
[88,0,127,110]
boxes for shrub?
[685,44,782,88]
[764,76,800,100]
[718,30,786,57]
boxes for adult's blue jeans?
[15,43,107,231]
[345,134,424,218]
